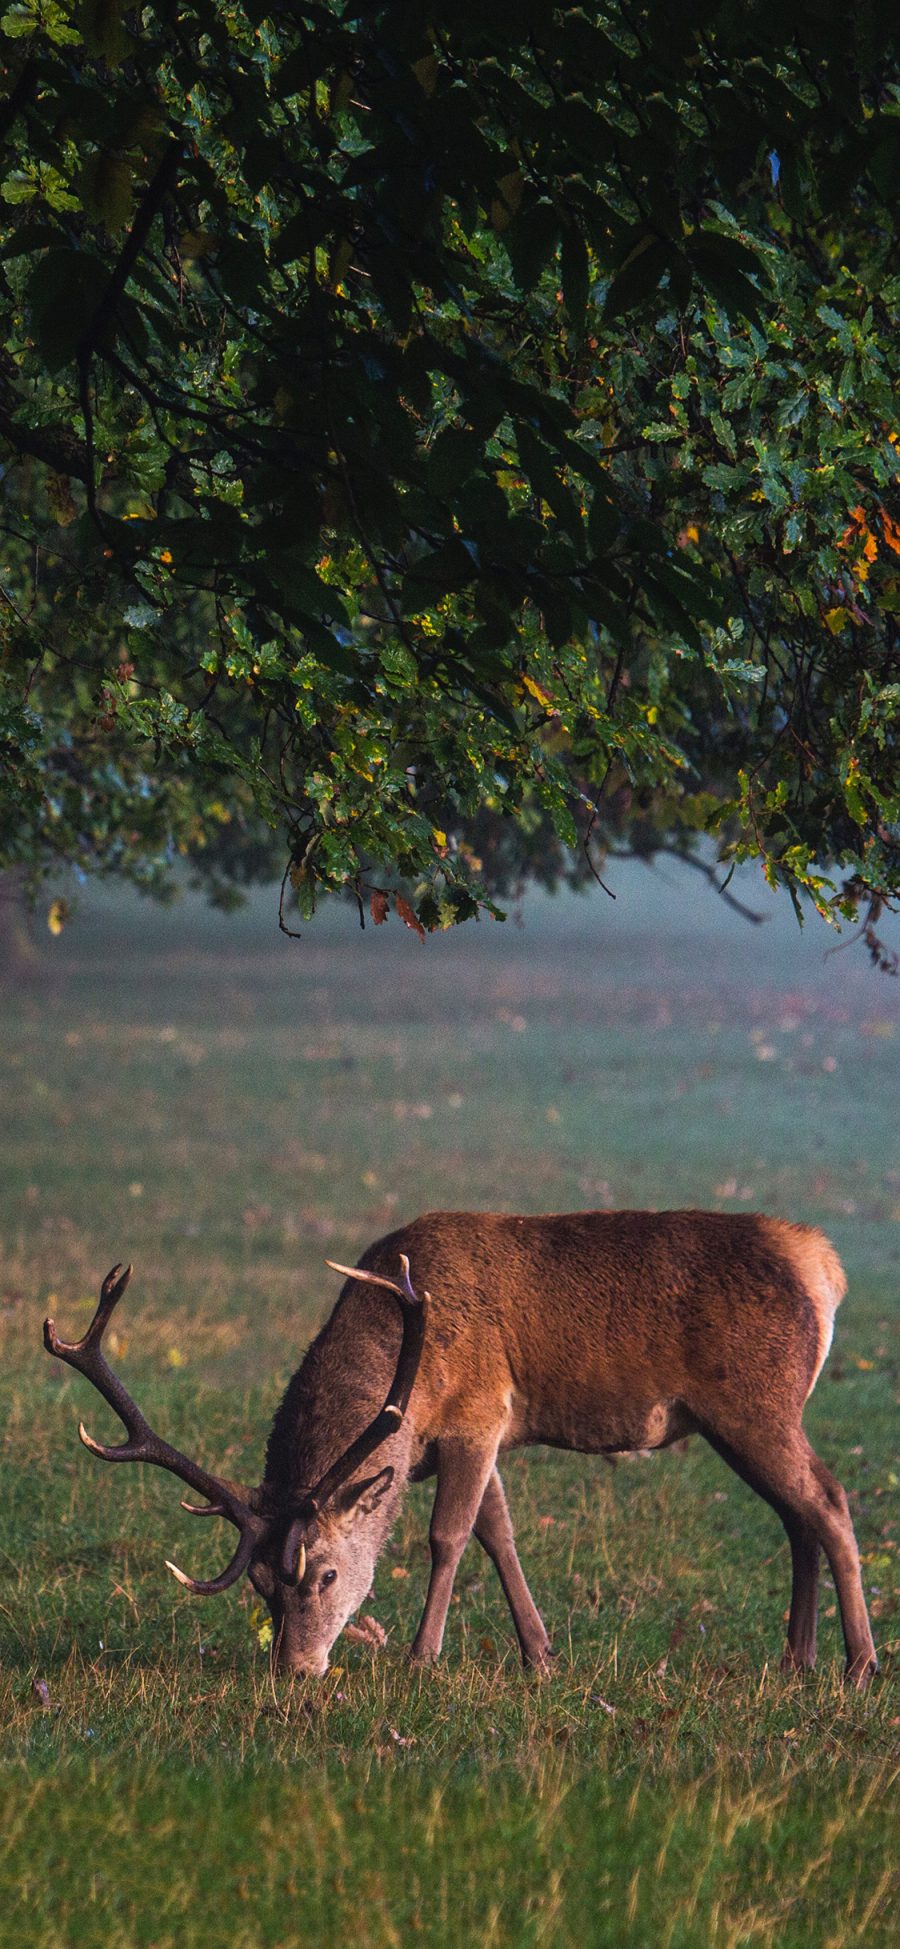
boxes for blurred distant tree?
[1,4,898,941]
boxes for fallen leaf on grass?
[344,1614,387,1649]
[391,1566,409,1580]
[388,1726,417,1748]
[31,1678,51,1709]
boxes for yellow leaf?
[490,167,524,233]
[178,230,215,260]
[412,51,438,97]
[47,899,68,936]
[824,607,848,634]
[521,673,550,705]
[329,238,353,291]
[46,472,77,526]
[166,1347,185,1368]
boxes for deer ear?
[340,1467,394,1519]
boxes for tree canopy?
[1,3,898,941]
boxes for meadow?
[0,871,897,1947]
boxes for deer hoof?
[407,1642,440,1666]
[524,1642,558,1676]
[779,1646,815,1675]
[845,1652,878,1690]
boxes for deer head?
[44,1257,427,1674]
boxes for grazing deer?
[44,1209,877,1686]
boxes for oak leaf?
[395,895,426,942]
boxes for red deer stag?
[44,1209,877,1685]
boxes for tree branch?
[0,401,90,483]
[625,844,769,924]
[76,139,183,367]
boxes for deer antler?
[44,1265,269,1593]
[279,1253,427,1584]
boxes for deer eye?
[319,1568,337,1591]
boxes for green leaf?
[603,237,670,321]
[505,198,559,294]
[516,425,583,543]
[689,238,765,322]
[25,250,109,371]
[0,222,62,259]
[425,429,486,497]
[561,228,590,340]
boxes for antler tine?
[44,1262,133,1363]
[325,1255,421,1308]
[44,1264,270,1592]
[280,1254,428,1585]
[165,1523,259,1596]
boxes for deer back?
[315,1208,846,1460]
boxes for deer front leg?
[409,1440,497,1664]
[473,1468,555,1672]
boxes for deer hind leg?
[410,1440,498,1665]
[473,1468,554,1672]
[705,1426,876,1687]
[705,1432,820,1671]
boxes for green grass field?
[1,874,897,1946]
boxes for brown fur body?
[259,1207,874,1685]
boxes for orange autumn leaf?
[880,508,900,555]
[840,505,869,549]
[370,889,389,925]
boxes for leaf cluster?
[0,3,898,932]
